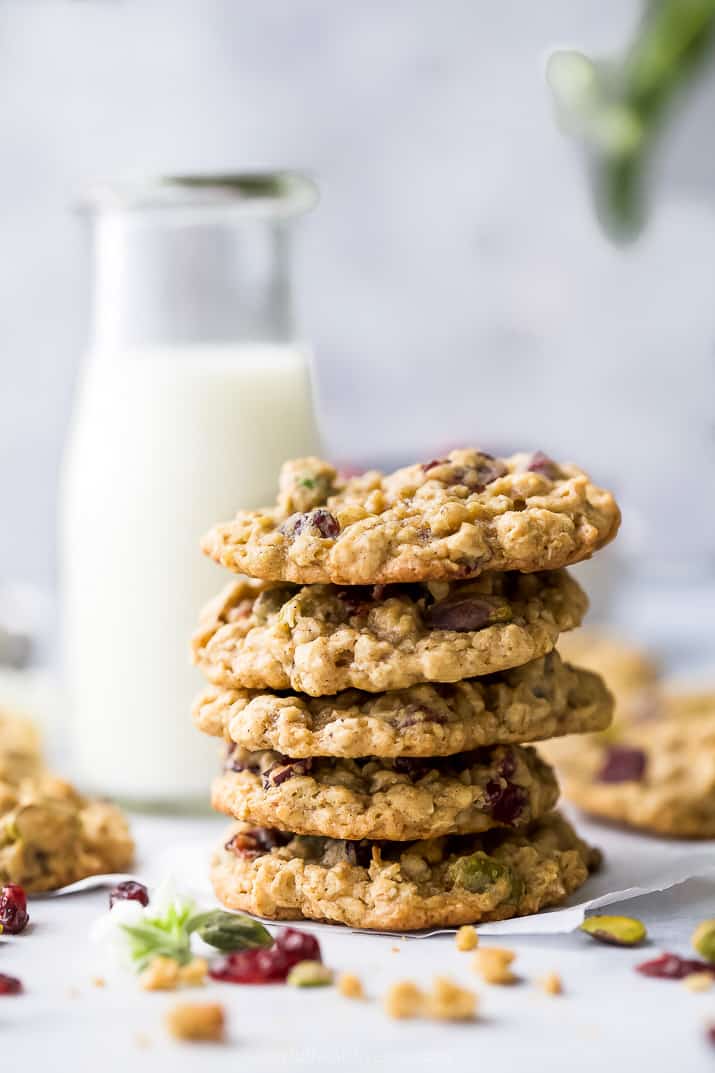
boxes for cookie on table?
[557,629,659,718]
[0,774,135,892]
[212,743,559,842]
[211,811,601,931]
[201,451,620,586]
[192,569,587,697]
[549,688,715,838]
[193,651,613,758]
[0,708,44,785]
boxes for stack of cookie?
[192,450,620,930]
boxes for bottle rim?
[80,171,319,218]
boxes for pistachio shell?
[286,960,334,987]
[580,915,647,947]
[692,920,715,964]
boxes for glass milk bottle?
[60,174,320,808]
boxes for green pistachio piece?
[447,851,514,895]
[286,960,334,987]
[692,919,715,963]
[188,909,273,952]
[580,915,647,947]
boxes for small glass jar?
[60,173,320,809]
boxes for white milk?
[60,343,320,804]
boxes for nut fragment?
[383,980,425,1020]
[286,960,334,987]
[425,976,478,1022]
[178,958,208,987]
[337,973,365,999]
[473,947,518,985]
[140,957,181,991]
[165,1002,225,1042]
[538,972,563,996]
[455,925,479,952]
[683,972,713,993]
[580,915,646,947]
[692,919,715,963]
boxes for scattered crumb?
[384,980,424,1020]
[338,973,365,999]
[683,973,713,993]
[425,976,478,1022]
[92,976,106,989]
[140,956,181,991]
[178,957,208,987]
[391,946,401,953]
[383,977,477,1022]
[473,947,519,985]
[166,1002,225,1043]
[134,1033,152,1049]
[455,925,479,952]
[538,972,563,996]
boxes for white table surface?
[3,811,715,1073]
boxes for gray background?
[2,0,715,592]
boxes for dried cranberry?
[0,885,29,935]
[422,458,449,472]
[597,746,647,783]
[526,451,562,479]
[485,780,527,824]
[636,953,715,980]
[707,1024,715,1048]
[336,586,374,615]
[0,973,22,995]
[209,927,321,985]
[395,704,448,729]
[282,509,340,540]
[225,827,292,859]
[262,757,313,789]
[109,881,149,909]
[425,595,511,632]
[392,757,432,779]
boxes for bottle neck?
[89,210,296,352]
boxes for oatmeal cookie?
[192,570,587,696]
[547,688,715,838]
[0,708,43,785]
[558,630,659,719]
[201,451,620,585]
[0,773,134,891]
[193,652,612,758]
[210,811,600,930]
[212,743,558,841]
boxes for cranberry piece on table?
[0,884,29,935]
[109,880,149,909]
[597,745,647,784]
[636,953,715,980]
[0,973,22,995]
[209,926,322,985]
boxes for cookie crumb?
[425,976,478,1022]
[92,976,106,989]
[338,973,365,999]
[391,946,401,953]
[166,1002,225,1043]
[178,957,208,987]
[538,972,563,996]
[384,980,424,1020]
[455,925,479,952]
[473,947,519,985]
[683,972,713,993]
[140,956,180,991]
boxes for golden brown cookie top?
[201,450,620,585]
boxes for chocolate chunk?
[424,594,512,632]
[597,746,647,783]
